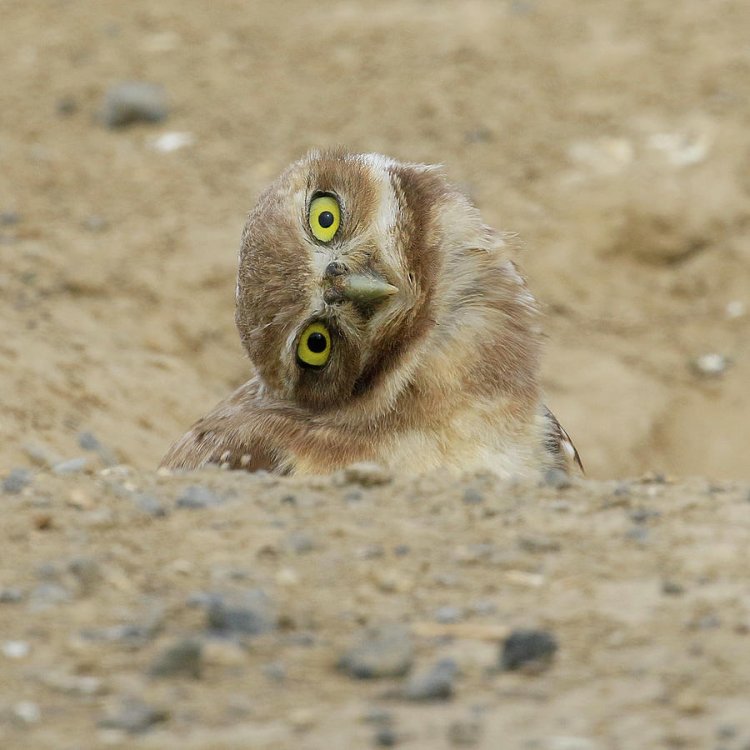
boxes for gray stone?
[285,531,315,554]
[52,457,88,475]
[69,557,102,595]
[134,493,167,517]
[500,629,558,671]
[338,623,414,679]
[29,583,71,609]
[375,727,398,746]
[262,661,286,682]
[3,468,32,494]
[403,658,458,701]
[662,580,685,596]
[435,606,464,624]
[0,588,23,603]
[462,487,484,504]
[0,211,20,225]
[22,442,61,468]
[101,82,168,128]
[78,431,101,450]
[543,468,571,489]
[98,698,168,734]
[149,638,203,678]
[518,534,561,553]
[176,485,223,509]
[206,589,276,636]
[448,719,483,746]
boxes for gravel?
[176,485,224,509]
[0,588,23,603]
[447,718,483,746]
[98,698,169,734]
[28,583,72,609]
[338,623,414,679]
[402,658,458,701]
[375,727,399,746]
[462,487,484,504]
[149,637,203,678]
[68,557,103,595]
[133,493,168,517]
[206,589,276,636]
[543,468,572,489]
[2,468,32,494]
[52,457,89,475]
[100,82,168,128]
[434,606,464,623]
[500,629,558,671]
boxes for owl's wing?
[160,380,289,473]
[541,405,584,474]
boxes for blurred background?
[1,0,748,479]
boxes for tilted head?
[236,150,540,414]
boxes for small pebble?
[23,442,61,468]
[52,457,88,475]
[206,589,276,636]
[518,534,561,553]
[134,493,167,517]
[462,487,484,504]
[625,527,649,543]
[98,698,168,734]
[0,211,20,225]
[39,671,104,696]
[56,96,78,115]
[176,485,223,509]
[150,131,194,153]
[662,580,685,596]
[2,640,30,659]
[403,658,458,701]
[69,557,103,594]
[690,353,729,378]
[262,661,286,682]
[375,727,399,746]
[82,215,109,233]
[29,583,72,609]
[500,629,558,671]
[435,606,464,624]
[13,701,41,725]
[448,718,483,746]
[3,468,32,494]
[100,82,168,128]
[78,431,101,450]
[546,738,597,750]
[339,623,414,679]
[149,638,203,678]
[0,588,23,603]
[285,531,315,554]
[543,468,571,489]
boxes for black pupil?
[318,211,334,229]
[307,332,327,353]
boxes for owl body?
[162,151,581,478]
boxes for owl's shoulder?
[160,378,289,473]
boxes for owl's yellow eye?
[308,195,340,243]
[297,322,331,368]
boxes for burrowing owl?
[161,150,582,478]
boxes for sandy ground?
[1,0,750,747]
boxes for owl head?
[235,150,540,414]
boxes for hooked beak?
[324,262,398,304]
[340,274,399,302]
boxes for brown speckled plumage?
[161,150,582,478]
